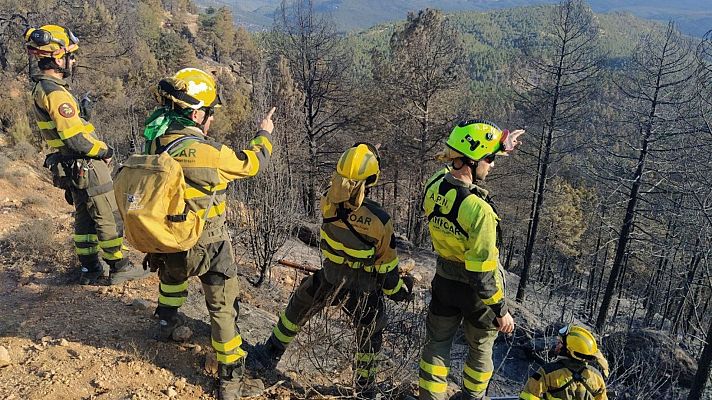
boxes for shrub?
[8,219,55,256]
[8,141,38,161]
[23,194,47,206]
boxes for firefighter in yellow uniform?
[142,68,275,400]
[24,25,147,285]
[255,143,413,398]
[520,325,608,400]
[419,120,524,400]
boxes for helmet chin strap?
[63,55,74,80]
[452,157,476,171]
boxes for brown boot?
[109,260,150,285]
[218,361,244,400]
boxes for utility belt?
[199,221,230,245]
[43,152,112,196]
[43,152,85,190]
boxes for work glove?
[388,274,414,303]
[142,254,161,272]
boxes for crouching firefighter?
[419,120,524,400]
[140,68,275,400]
[519,325,609,400]
[25,24,147,285]
[254,143,413,398]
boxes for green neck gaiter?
[143,107,196,142]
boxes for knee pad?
[200,270,226,285]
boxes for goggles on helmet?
[26,26,79,57]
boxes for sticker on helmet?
[58,103,76,118]
[187,81,209,95]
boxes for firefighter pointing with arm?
[24,25,148,285]
[419,120,524,400]
[141,68,275,400]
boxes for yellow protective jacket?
[520,357,607,400]
[31,74,112,159]
[422,168,507,317]
[147,123,272,236]
[320,197,402,295]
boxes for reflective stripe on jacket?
[422,168,507,317]
[520,358,607,400]
[320,198,401,295]
[32,74,111,159]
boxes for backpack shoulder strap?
[324,204,375,248]
[151,135,204,156]
[425,178,472,239]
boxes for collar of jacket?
[363,197,382,207]
[166,122,206,139]
[555,355,589,368]
[32,73,68,87]
[444,172,489,198]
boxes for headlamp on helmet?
[24,25,79,59]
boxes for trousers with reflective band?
[70,160,126,268]
[520,359,608,400]
[269,268,385,370]
[154,239,243,363]
[419,276,498,400]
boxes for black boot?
[154,306,185,341]
[218,361,244,400]
[250,335,285,371]
[109,259,150,285]
[79,262,103,285]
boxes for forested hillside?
[1,0,712,399]
[199,0,712,36]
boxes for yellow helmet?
[336,143,380,187]
[559,325,599,361]
[24,25,79,59]
[171,68,221,109]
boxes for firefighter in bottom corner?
[520,325,609,400]
[24,24,147,285]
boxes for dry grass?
[23,194,47,206]
[6,168,28,187]
[8,141,38,161]
[7,219,56,256]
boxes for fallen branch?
[277,259,320,274]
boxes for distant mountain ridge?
[198,0,712,36]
